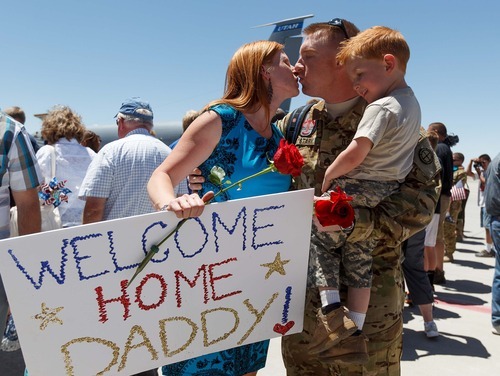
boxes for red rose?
[314,186,355,228]
[273,139,304,177]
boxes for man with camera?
[467,154,496,257]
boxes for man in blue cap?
[79,97,169,375]
[79,97,171,222]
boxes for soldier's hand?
[312,195,342,232]
[312,215,342,233]
[188,167,205,193]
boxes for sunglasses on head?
[326,18,349,39]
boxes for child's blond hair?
[337,26,410,73]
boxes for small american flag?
[450,181,467,201]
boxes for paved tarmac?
[261,177,499,375]
[1,178,498,375]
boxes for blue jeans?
[491,215,500,328]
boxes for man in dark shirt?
[427,122,453,283]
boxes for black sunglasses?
[327,18,349,39]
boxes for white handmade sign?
[0,189,313,375]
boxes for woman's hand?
[165,191,215,219]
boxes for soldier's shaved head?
[427,122,448,140]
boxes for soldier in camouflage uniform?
[277,19,441,375]
[443,152,468,261]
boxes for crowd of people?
[1,16,499,376]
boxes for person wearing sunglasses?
[306,25,421,364]
[278,19,439,375]
[188,18,440,375]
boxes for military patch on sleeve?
[418,146,434,165]
[414,139,441,180]
[300,119,316,137]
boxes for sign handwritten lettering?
[0,189,313,375]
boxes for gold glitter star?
[33,302,64,330]
[260,252,290,279]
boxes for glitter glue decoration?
[134,273,167,311]
[281,286,292,324]
[117,325,158,371]
[201,307,240,347]
[273,286,295,336]
[273,320,295,335]
[61,337,120,375]
[159,317,198,357]
[33,302,64,330]
[260,252,290,279]
[238,293,279,345]
[95,279,131,323]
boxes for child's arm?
[321,137,373,192]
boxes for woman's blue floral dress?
[162,104,291,376]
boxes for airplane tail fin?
[254,14,314,65]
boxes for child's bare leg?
[347,286,370,330]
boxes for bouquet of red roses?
[314,186,355,229]
[127,139,304,287]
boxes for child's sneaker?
[424,321,439,338]
[319,332,369,365]
[308,305,357,354]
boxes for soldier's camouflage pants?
[282,243,404,375]
[444,199,463,256]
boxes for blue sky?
[2,0,499,162]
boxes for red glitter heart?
[273,321,295,335]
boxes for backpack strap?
[285,103,314,144]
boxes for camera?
[444,134,459,147]
[474,162,482,169]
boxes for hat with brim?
[115,97,153,121]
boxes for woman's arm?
[147,111,221,218]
